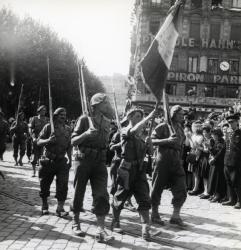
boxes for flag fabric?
[140,0,184,101]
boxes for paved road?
[0,147,241,250]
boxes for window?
[189,21,200,41]
[233,0,241,8]
[230,24,241,41]
[191,0,202,9]
[151,0,161,7]
[188,56,198,73]
[166,84,176,95]
[149,15,160,35]
[229,59,239,75]
[212,0,222,7]
[226,87,238,98]
[210,23,221,41]
[204,86,216,97]
[208,58,219,74]
[186,85,197,96]
[170,55,178,71]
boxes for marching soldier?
[111,108,156,240]
[37,107,72,216]
[222,113,241,209]
[10,111,28,166]
[71,93,114,242]
[151,105,187,227]
[0,111,10,161]
[29,105,49,177]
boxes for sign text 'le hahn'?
[176,37,241,50]
[168,72,241,84]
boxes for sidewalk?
[1,149,241,250]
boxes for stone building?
[130,0,241,114]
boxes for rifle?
[16,84,24,123]
[37,86,41,108]
[78,62,94,129]
[47,57,54,134]
[111,78,121,133]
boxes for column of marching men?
[0,93,241,243]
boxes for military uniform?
[10,119,28,165]
[151,123,186,209]
[29,115,49,165]
[109,131,122,195]
[38,122,71,206]
[112,127,151,211]
[0,114,9,160]
[72,114,110,216]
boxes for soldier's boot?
[95,215,114,243]
[170,206,187,228]
[111,206,123,233]
[222,186,236,206]
[139,210,151,241]
[151,206,165,226]
[14,157,18,166]
[32,164,36,177]
[72,212,85,237]
[18,157,23,166]
[41,198,49,215]
[234,188,241,209]
[124,198,136,212]
[56,201,69,217]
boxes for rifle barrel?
[47,57,54,134]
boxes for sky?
[0,0,135,76]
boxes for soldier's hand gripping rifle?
[16,84,24,125]
[76,60,94,129]
[47,57,54,134]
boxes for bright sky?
[0,0,135,76]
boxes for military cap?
[226,113,240,122]
[90,93,107,106]
[126,107,144,119]
[37,105,46,113]
[170,105,184,118]
[53,107,66,116]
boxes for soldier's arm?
[71,116,90,147]
[130,109,155,135]
[109,132,121,151]
[151,123,177,146]
[37,124,53,146]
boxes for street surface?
[0,145,241,250]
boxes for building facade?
[130,0,241,113]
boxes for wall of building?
[131,0,241,112]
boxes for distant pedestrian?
[29,105,49,177]
[10,112,28,166]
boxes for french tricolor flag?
[140,0,184,101]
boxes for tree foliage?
[0,8,105,119]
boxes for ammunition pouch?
[75,147,106,160]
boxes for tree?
[0,8,105,119]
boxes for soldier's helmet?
[90,93,107,106]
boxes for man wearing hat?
[37,107,72,216]
[0,111,9,161]
[29,105,49,177]
[10,111,29,166]
[223,113,241,209]
[71,93,115,242]
[111,107,156,240]
[151,105,187,227]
